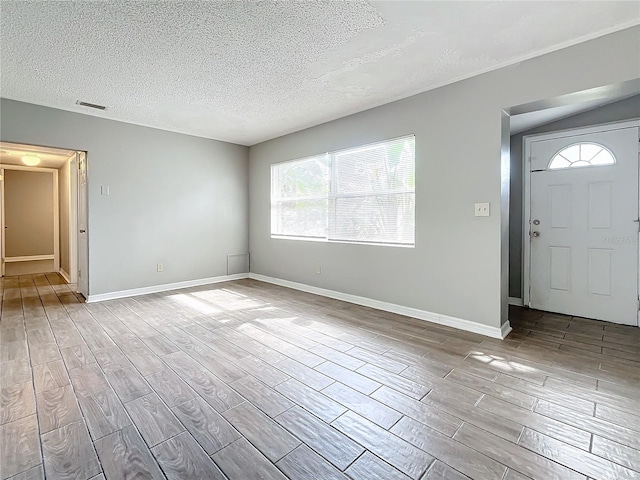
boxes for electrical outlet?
[474,202,490,217]
[157,263,163,272]
[315,265,321,275]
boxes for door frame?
[76,151,89,299]
[1,164,60,275]
[58,152,80,285]
[522,119,640,315]
[68,153,79,284]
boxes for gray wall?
[4,168,56,276]
[4,169,54,256]
[249,26,640,330]
[0,99,249,295]
[509,95,640,298]
[59,158,70,275]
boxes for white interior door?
[77,152,89,298]
[69,154,78,284]
[0,168,4,277]
[529,125,639,325]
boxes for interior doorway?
[0,142,89,299]
[523,121,640,326]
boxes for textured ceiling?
[1,1,638,146]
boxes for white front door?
[529,125,639,325]
[77,152,89,298]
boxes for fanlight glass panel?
[549,143,615,170]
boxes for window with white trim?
[549,142,616,170]
[271,135,415,246]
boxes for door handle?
[79,229,86,233]
[531,231,540,237]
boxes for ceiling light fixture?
[22,155,41,166]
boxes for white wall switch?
[157,263,163,272]
[475,202,490,217]
[101,185,110,195]
[315,265,321,274]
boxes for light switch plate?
[101,185,110,196]
[475,202,490,217]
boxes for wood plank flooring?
[1,273,639,480]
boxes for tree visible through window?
[271,155,329,238]
[271,135,415,246]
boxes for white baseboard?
[59,269,71,284]
[86,273,249,303]
[248,273,509,339]
[501,321,513,338]
[509,297,524,307]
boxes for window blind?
[271,154,329,239]
[271,135,415,246]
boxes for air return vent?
[76,100,106,110]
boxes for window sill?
[270,235,415,248]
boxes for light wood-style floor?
[1,274,639,480]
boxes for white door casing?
[77,152,89,298]
[1,165,59,275]
[0,167,4,276]
[69,153,79,284]
[525,123,639,326]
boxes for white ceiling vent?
[76,100,106,110]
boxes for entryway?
[523,121,640,326]
[0,142,89,299]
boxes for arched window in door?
[549,143,615,170]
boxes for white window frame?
[270,135,415,247]
[548,142,616,170]
[270,153,329,240]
